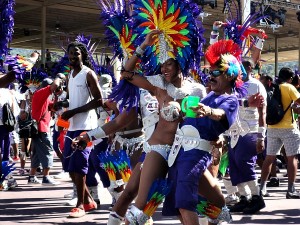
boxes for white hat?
[99,74,112,88]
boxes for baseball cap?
[99,74,112,88]
[41,78,53,88]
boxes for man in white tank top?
[60,42,103,218]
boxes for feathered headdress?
[99,0,141,112]
[0,0,15,58]
[222,0,268,57]
[20,67,48,93]
[132,0,205,76]
[205,39,246,96]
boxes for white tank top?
[68,65,98,131]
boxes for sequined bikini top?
[160,101,181,122]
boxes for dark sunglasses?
[209,70,223,77]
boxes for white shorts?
[267,128,300,157]
[10,130,20,144]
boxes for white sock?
[247,180,260,196]
[223,178,238,195]
[237,181,251,199]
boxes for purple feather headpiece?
[0,0,15,57]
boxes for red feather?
[205,40,242,66]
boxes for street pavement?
[0,157,300,225]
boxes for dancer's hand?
[191,103,211,117]
[142,30,161,47]
[71,133,90,150]
[248,93,264,107]
[61,109,76,120]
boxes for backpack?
[266,84,291,125]
[2,103,16,132]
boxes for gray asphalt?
[0,158,299,225]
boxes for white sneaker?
[64,191,74,198]
[225,193,239,205]
[42,176,60,186]
[54,171,69,179]
[65,197,78,206]
[28,176,42,184]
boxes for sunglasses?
[209,70,223,77]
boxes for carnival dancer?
[74,87,160,225]
[116,0,207,223]
[227,56,267,214]
[61,41,103,218]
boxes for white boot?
[88,185,100,204]
[107,211,124,225]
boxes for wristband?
[210,31,219,45]
[254,37,265,50]
[134,46,145,58]
[86,127,107,141]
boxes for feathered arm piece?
[0,0,15,57]
[98,151,117,181]
[196,201,221,219]
[143,179,172,216]
[111,150,132,183]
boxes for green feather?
[167,3,175,15]
[125,25,129,37]
[108,26,120,39]
[131,33,138,42]
[179,29,189,35]
[139,12,150,19]
[182,40,189,46]
[179,16,187,24]
[142,0,153,13]
[154,0,161,8]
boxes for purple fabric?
[163,92,238,215]
[228,133,258,186]
[86,138,110,188]
[181,92,238,141]
[63,130,91,175]
[0,125,11,161]
[162,148,212,216]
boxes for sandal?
[69,207,85,218]
[84,201,97,212]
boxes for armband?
[254,37,265,50]
[86,127,107,141]
[258,127,266,138]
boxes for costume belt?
[168,125,212,167]
[116,128,143,136]
[142,112,159,141]
[111,134,145,155]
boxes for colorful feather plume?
[143,179,172,216]
[98,151,117,181]
[196,200,221,219]
[111,150,132,183]
[132,0,205,76]
[0,0,15,57]
[0,161,16,183]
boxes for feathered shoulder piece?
[205,40,242,66]
[99,0,138,63]
[0,0,15,57]
[132,0,204,76]
[20,67,48,93]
